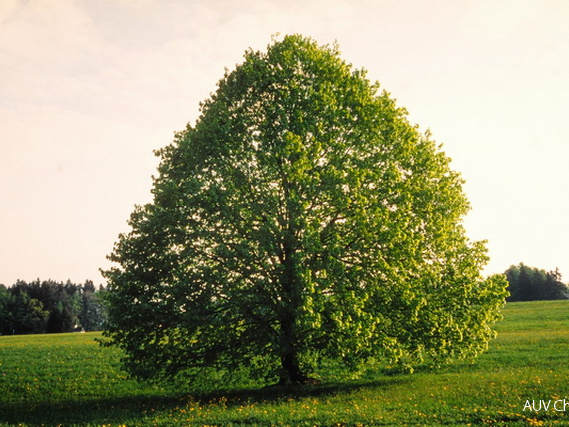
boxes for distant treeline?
[0,279,107,335]
[1,264,565,335]
[505,264,569,302]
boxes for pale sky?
[1,0,569,286]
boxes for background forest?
[0,263,566,336]
[504,263,568,302]
[0,279,106,335]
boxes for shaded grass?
[0,333,176,425]
[1,300,569,425]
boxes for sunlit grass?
[2,300,569,425]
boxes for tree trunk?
[280,351,309,384]
[278,312,318,385]
[277,218,318,385]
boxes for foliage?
[103,34,508,385]
[0,285,48,335]
[0,279,107,335]
[79,285,107,332]
[2,301,569,425]
[505,263,568,301]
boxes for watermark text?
[524,399,569,412]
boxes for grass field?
[1,300,569,426]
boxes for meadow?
[1,300,569,426]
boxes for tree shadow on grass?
[0,376,412,426]
[199,375,411,407]
[0,394,180,426]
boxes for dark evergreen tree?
[517,264,535,301]
[544,269,568,300]
[5,289,49,334]
[83,280,96,294]
[505,264,521,301]
[0,285,12,334]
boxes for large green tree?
[103,35,507,385]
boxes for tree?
[16,279,78,333]
[0,279,107,335]
[0,284,11,334]
[5,289,49,335]
[505,263,568,301]
[79,281,107,331]
[517,264,537,301]
[103,34,508,385]
[8,279,84,333]
[544,269,568,300]
[504,264,522,301]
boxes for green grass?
[2,300,569,425]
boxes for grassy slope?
[1,300,569,426]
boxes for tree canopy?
[102,34,507,385]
